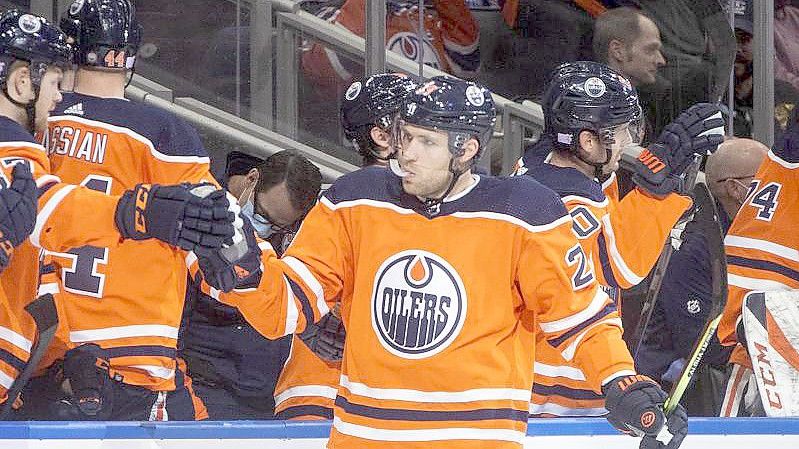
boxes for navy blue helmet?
[400,75,497,157]
[60,0,142,69]
[0,10,72,86]
[340,72,418,140]
[543,61,641,149]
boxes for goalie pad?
[742,290,799,416]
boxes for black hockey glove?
[196,215,263,293]
[0,163,38,245]
[61,343,113,419]
[298,311,346,362]
[633,103,725,196]
[603,374,688,449]
[115,183,235,252]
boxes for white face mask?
[237,177,275,239]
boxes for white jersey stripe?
[31,184,76,248]
[529,401,607,417]
[282,256,330,317]
[600,214,644,285]
[725,235,799,263]
[727,273,794,291]
[0,370,14,389]
[70,325,179,342]
[539,288,609,334]
[340,375,530,403]
[0,326,33,353]
[129,365,175,380]
[533,362,586,381]
[274,385,338,407]
[561,317,623,361]
[333,417,526,443]
[284,275,299,335]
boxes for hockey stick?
[663,182,728,414]
[629,155,703,358]
[0,293,59,419]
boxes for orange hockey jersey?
[41,92,217,391]
[0,115,125,404]
[303,0,479,92]
[719,139,799,368]
[274,335,340,420]
[519,157,691,417]
[203,167,634,449]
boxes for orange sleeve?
[517,216,634,389]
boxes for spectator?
[180,150,322,419]
[636,138,768,416]
[732,12,754,136]
[775,0,799,94]
[593,7,666,88]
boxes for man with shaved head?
[636,138,767,415]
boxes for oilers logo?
[371,250,467,359]
[387,32,441,70]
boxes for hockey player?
[514,61,724,418]
[272,73,417,420]
[198,76,687,449]
[718,128,799,417]
[28,0,229,420]
[0,9,234,410]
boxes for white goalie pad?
[742,290,799,416]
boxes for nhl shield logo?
[371,250,467,359]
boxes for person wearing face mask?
[179,150,321,419]
[512,61,725,419]
[636,138,767,416]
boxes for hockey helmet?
[400,75,497,157]
[60,0,141,69]
[0,10,72,86]
[341,72,418,139]
[543,61,641,149]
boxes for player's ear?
[245,167,259,185]
[458,137,480,165]
[370,125,391,149]
[578,130,599,156]
[608,39,625,62]
[7,64,33,103]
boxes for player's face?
[396,123,455,199]
[620,16,665,86]
[600,124,635,175]
[35,66,64,132]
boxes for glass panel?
[773,0,799,143]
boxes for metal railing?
[271,2,545,175]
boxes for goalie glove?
[603,374,688,449]
[115,183,236,252]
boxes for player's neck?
[0,98,28,129]
[548,150,596,179]
[423,170,476,203]
[73,68,127,99]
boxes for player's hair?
[349,125,384,166]
[256,150,322,215]
[593,7,651,63]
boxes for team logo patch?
[465,85,485,107]
[371,250,467,359]
[18,14,41,34]
[69,0,86,15]
[686,299,701,314]
[386,32,440,69]
[584,77,606,98]
[345,81,362,101]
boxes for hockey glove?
[115,183,235,252]
[61,343,113,419]
[298,311,346,362]
[603,374,688,449]
[0,163,38,246]
[633,103,725,196]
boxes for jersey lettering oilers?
[41,92,216,391]
[303,0,479,91]
[720,139,799,371]
[203,167,634,449]
[0,116,125,404]
[518,154,691,417]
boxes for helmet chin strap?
[422,157,468,217]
